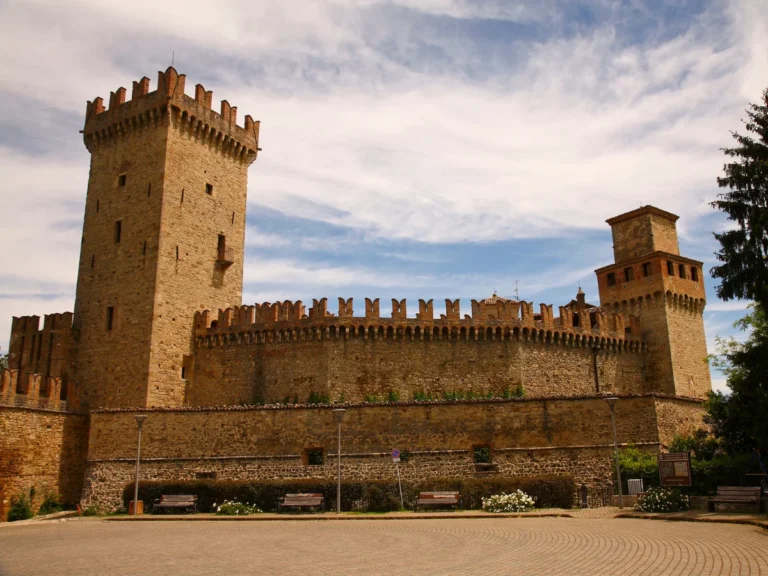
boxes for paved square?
[1,517,767,575]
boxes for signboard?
[391,449,400,463]
[658,452,692,487]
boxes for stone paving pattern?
[1,517,767,575]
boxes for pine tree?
[710,88,768,311]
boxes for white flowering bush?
[634,486,690,513]
[482,490,536,513]
[215,500,262,516]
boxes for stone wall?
[81,395,702,509]
[0,407,89,520]
[653,396,706,447]
[189,336,647,406]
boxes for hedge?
[123,475,575,512]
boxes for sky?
[0,0,766,393]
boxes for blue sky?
[1,0,766,393]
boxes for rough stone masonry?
[0,68,710,518]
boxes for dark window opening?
[667,261,675,276]
[642,262,652,277]
[181,366,187,379]
[231,211,235,224]
[624,267,634,282]
[181,189,184,203]
[606,272,616,286]
[589,311,597,328]
[142,241,147,256]
[114,220,122,243]
[572,313,580,327]
[176,246,179,261]
[91,255,95,269]
[195,472,216,480]
[305,448,324,466]
[205,183,214,195]
[96,199,99,213]
[106,306,115,331]
[182,355,194,380]
[691,267,699,282]
[118,174,126,187]
[473,445,491,464]
[217,234,226,260]
[147,183,151,196]
[679,264,686,279]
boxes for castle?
[0,68,711,517]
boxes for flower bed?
[215,500,262,516]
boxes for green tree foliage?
[710,88,768,311]
[0,347,8,372]
[706,304,768,453]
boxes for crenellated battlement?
[194,296,644,353]
[0,369,80,412]
[82,67,260,164]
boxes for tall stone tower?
[73,67,260,409]
[595,206,711,398]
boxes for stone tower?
[595,206,711,398]
[73,67,260,409]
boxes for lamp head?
[604,397,619,410]
[134,414,148,428]
[332,408,346,423]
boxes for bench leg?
[708,501,714,512]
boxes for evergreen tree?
[710,88,768,311]
[706,304,768,453]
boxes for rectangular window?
[118,174,126,187]
[679,264,686,279]
[106,306,115,331]
[642,262,652,277]
[624,267,634,282]
[305,448,324,466]
[115,220,122,243]
[691,267,699,282]
[181,355,194,380]
[205,183,214,195]
[473,445,491,464]
[667,261,675,276]
[606,272,616,286]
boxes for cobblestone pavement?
[1,517,767,575]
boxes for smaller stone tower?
[595,206,711,398]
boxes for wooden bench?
[153,494,198,514]
[708,487,763,513]
[415,491,461,511]
[279,493,324,512]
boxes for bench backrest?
[159,495,198,503]
[418,491,460,499]
[716,486,761,496]
[284,493,323,499]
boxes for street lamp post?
[332,409,346,514]
[131,414,148,515]
[605,397,623,509]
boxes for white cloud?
[706,300,752,312]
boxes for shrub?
[37,493,62,516]
[215,500,262,515]
[482,490,535,513]
[123,475,575,513]
[8,495,33,522]
[386,391,400,402]
[635,486,690,513]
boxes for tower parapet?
[82,67,260,165]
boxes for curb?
[102,512,575,522]
[0,510,78,528]
[616,513,768,530]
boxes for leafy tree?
[706,304,768,453]
[710,88,768,311]
[0,347,7,372]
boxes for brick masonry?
[0,407,89,520]
[80,395,702,509]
